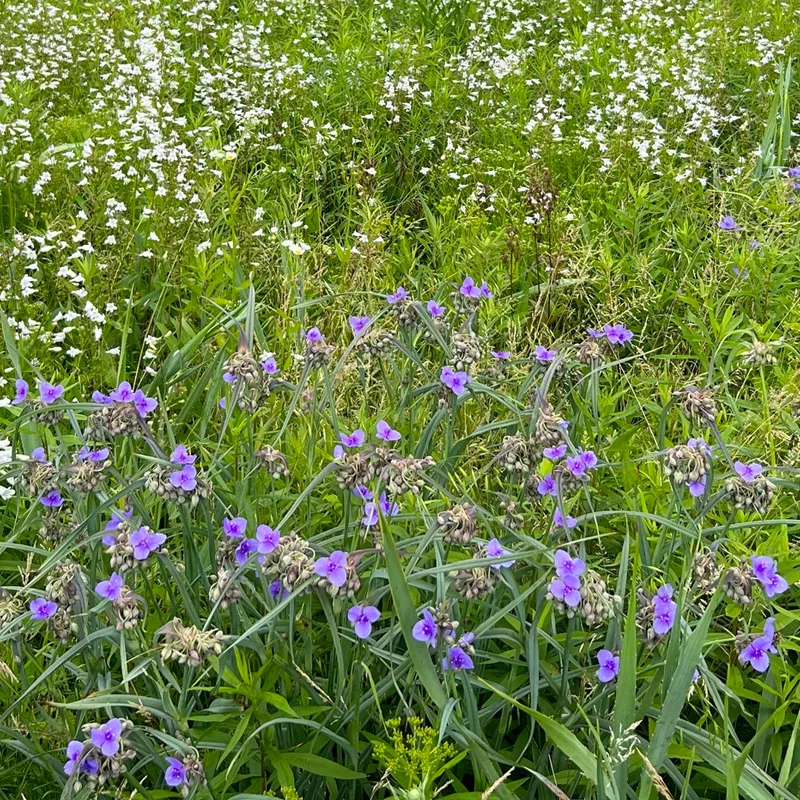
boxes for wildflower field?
[2,0,800,796]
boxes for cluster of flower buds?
[386,287,418,330]
[723,558,754,605]
[223,341,276,412]
[313,550,361,598]
[450,331,482,371]
[437,504,477,545]
[261,533,316,592]
[741,339,779,367]
[674,385,717,427]
[370,448,435,496]
[354,326,395,356]
[157,618,224,667]
[451,559,499,600]
[692,549,720,596]
[725,463,776,515]
[85,401,142,439]
[67,718,136,793]
[498,434,533,473]
[531,404,568,449]
[255,446,290,478]
[67,447,111,493]
[452,276,492,316]
[663,438,711,496]
[209,567,242,609]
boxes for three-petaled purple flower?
[553,508,578,529]
[92,390,112,404]
[40,490,63,508]
[30,597,58,619]
[95,572,124,602]
[376,420,401,441]
[603,324,633,345]
[554,550,585,579]
[442,646,474,670]
[534,345,556,362]
[597,649,620,682]
[223,517,247,538]
[440,366,471,396]
[169,464,197,491]
[734,461,762,483]
[262,356,279,375]
[739,618,777,672]
[235,537,258,565]
[349,315,371,336]
[537,473,557,496]
[130,526,166,560]
[30,447,47,462]
[109,381,135,403]
[386,287,409,304]
[543,444,566,461]
[256,525,280,555]
[718,215,740,231]
[491,350,510,360]
[79,446,109,462]
[340,429,366,448]
[751,555,788,597]
[90,718,123,757]
[687,474,706,497]
[39,380,64,405]
[64,741,99,777]
[427,300,445,317]
[315,550,348,587]
[170,444,196,465]
[652,584,677,636]
[165,756,187,788]
[353,485,373,501]
[486,538,515,568]
[305,327,324,342]
[133,389,157,418]
[412,609,438,646]
[348,604,380,639]
[11,378,28,405]
[566,450,598,478]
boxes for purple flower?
[554,550,585,579]
[789,167,800,179]
[553,508,578,529]
[652,585,677,636]
[442,646,474,670]
[235,538,258,565]
[103,508,132,545]
[353,485,373,501]
[486,538,515,568]
[480,281,493,299]
[687,475,706,497]
[597,649,620,683]
[223,517,247,538]
[751,555,789,597]
[718,215,740,231]
[543,444,567,460]
[314,550,348,587]
[349,315,371,336]
[39,380,64,406]
[362,502,379,527]
[91,390,112,404]
[549,576,582,607]
[11,378,28,405]
[340,429,366,448]
[30,447,47,462]
[534,345,556,362]
[376,420,401,441]
[566,450,597,478]
[603,324,633,345]
[427,300,445,317]
[90,718,122,757]
[587,327,605,339]
[491,350,510,360]
[79,447,109,462]
[30,597,58,619]
[129,526,166,560]
[734,461,762,483]
[223,372,236,383]
[412,609,438,646]
[219,397,227,409]
[386,286,409,304]
[109,381,135,403]
[348,604,381,639]
[256,525,280,555]
[333,445,345,458]
[739,618,777,672]
[95,572,124,602]
[269,580,287,600]
[440,366,471,396]
[459,276,482,298]
[169,464,197,491]
[537,473,557,496]
[261,356,279,375]
[170,444,196,465]
[305,327,324,342]
[165,757,187,788]
[64,741,98,777]
[133,389,157,418]
[40,490,63,508]
[379,491,399,517]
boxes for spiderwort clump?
[739,618,777,673]
[348,604,380,638]
[597,650,620,682]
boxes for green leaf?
[280,753,365,780]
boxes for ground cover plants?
[1,0,800,797]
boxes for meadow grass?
[1,0,800,796]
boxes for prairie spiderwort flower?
[256,524,280,555]
[534,345,556,362]
[603,324,633,345]
[133,389,157,418]
[90,718,123,757]
[480,281,493,299]
[64,741,99,776]
[412,609,438,646]
[543,444,567,461]
[235,538,258,565]
[109,381,135,403]
[130,527,166,560]
[348,604,380,639]
[460,276,482,298]
[652,584,677,635]
[537,473,557,496]
[40,490,63,508]
[165,757,187,788]
[305,327,324,342]
[104,508,132,545]
[443,646,474,670]
[553,508,578,529]
[427,300,445,317]
[587,327,605,339]
[486,538,515,568]
[95,572,124,602]
[30,597,58,619]
[218,397,227,409]
[734,461,762,483]
[687,474,706,497]
[79,446,109,462]
[11,379,28,405]
[333,445,345,458]
[169,464,197,491]
[597,650,620,682]
[566,451,597,478]
[223,372,236,383]
[386,286,409,304]
[751,555,789,597]
[39,381,64,405]
[170,444,196,465]
[549,575,581,607]
[315,550,348,587]
[223,517,247,538]
[30,447,47,462]
[554,550,585,579]
[261,356,279,375]
[739,618,777,672]
[340,429,366,448]
[92,390,112,404]
[718,215,740,231]
[353,485,373,501]
[362,502,379,527]
[269,580,287,600]
[440,366,471,396]
[379,491,399,517]
[376,420,401,441]
[349,315,371,336]
[491,350,510,360]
